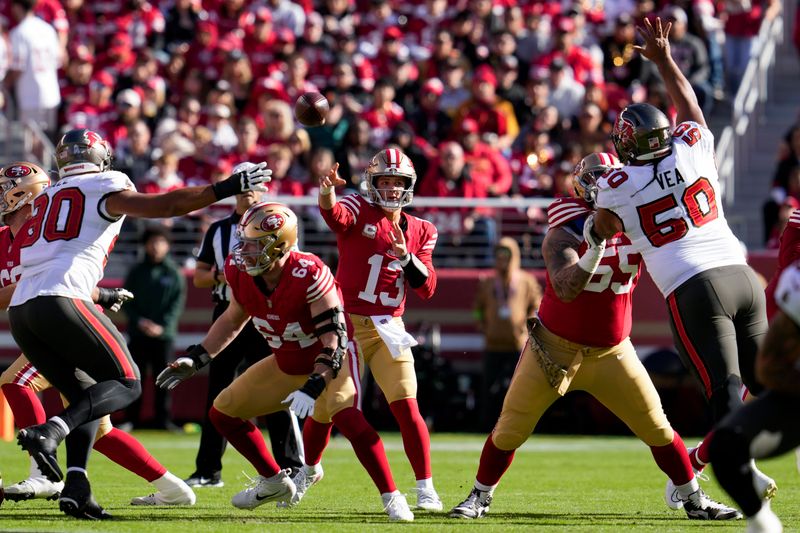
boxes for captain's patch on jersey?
[362,224,377,239]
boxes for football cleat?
[184,472,224,488]
[17,423,64,483]
[382,492,414,522]
[231,470,296,510]
[450,488,492,519]
[682,489,742,520]
[415,486,443,511]
[3,476,64,501]
[278,465,323,508]
[751,462,777,501]
[131,481,196,506]
[59,471,112,520]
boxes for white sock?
[303,463,323,476]
[30,455,44,478]
[381,490,402,504]
[475,480,497,494]
[50,416,70,436]
[675,477,701,499]
[152,471,184,493]
[416,478,433,490]
[66,467,87,476]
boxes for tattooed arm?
[542,226,596,303]
[756,311,800,394]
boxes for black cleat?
[58,472,112,520]
[17,424,64,482]
[683,489,742,520]
[449,488,492,519]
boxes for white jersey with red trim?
[10,171,135,306]
[595,121,745,296]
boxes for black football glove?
[211,161,271,200]
[96,288,134,312]
[156,345,212,390]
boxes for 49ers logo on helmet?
[260,213,285,231]
[3,165,32,178]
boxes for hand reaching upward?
[320,163,347,190]
[633,17,672,65]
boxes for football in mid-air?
[294,92,330,127]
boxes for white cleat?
[278,466,323,508]
[131,482,196,506]
[746,501,783,533]
[231,470,296,510]
[3,476,64,501]
[383,492,414,521]
[751,462,777,501]
[415,487,443,511]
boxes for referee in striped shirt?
[184,182,303,487]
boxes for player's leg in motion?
[709,391,800,532]
[0,357,63,500]
[450,341,560,519]
[9,297,142,519]
[586,338,740,520]
[667,266,775,498]
[354,316,441,510]
[209,356,298,510]
[284,351,413,521]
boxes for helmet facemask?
[232,202,298,276]
[573,152,621,205]
[0,162,50,223]
[363,148,417,210]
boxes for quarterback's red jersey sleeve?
[411,220,438,299]
[319,194,361,233]
[766,210,800,319]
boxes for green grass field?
[0,432,796,532]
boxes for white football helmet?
[363,148,417,210]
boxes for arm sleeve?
[408,221,438,299]
[319,194,359,233]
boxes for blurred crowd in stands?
[0,0,782,260]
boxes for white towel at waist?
[370,315,418,359]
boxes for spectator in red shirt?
[265,143,304,196]
[64,0,96,50]
[185,19,222,79]
[96,32,136,77]
[535,17,602,86]
[141,150,185,194]
[458,118,513,197]
[720,0,779,94]
[114,0,165,50]
[361,78,405,149]
[453,65,519,152]
[407,78,452,151]
[65,70,116,132]
[60,45,93,119]
[283,52,319,104]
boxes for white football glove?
[282,390,316,418]
[156,357,198,390]
[96,288,135,313]
[583,214,606,249]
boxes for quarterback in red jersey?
[318,149,442,511]
[0,162,194,509]
[156,203,414,521]
[450,153,739,521]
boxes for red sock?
[333,407,396,494]
[93,428,167,482]
[2,383,46,429]
[476,435,515,487]
[303,418,333,466]
[691,433,713,472]
[650,431,694,486]
[388,398,431,480]
[209,407,280,478]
